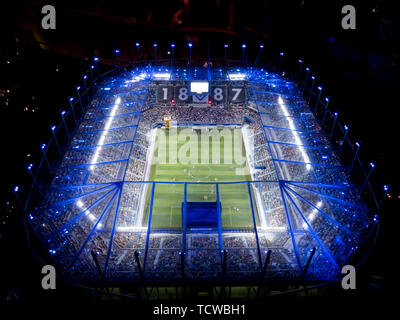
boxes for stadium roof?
[22,60,379,284]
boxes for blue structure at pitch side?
[18,55,382,286]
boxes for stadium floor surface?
[143,128,258,229]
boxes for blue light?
[311,76,315,80]
[41,144,46,150]
[69,97,74,102]
[298,59,302,63]
[344,125,349,130]
[29,214,34,220]
[171,43,175,48]
[76,86,81,90]
[83,75,87,80]
[242,44,246,48]
[328,36,336,43]
[317,86,322,91]
[51,125,56,131]
[14,186,19,192]
[90,65,94,69]
[27,163,33,170]
[224,44,228,48]
[188,42,193,48]
[153,43,157,47]
[280,52,284,56]
[355,142,360,147]
[334,112,338,117]
[383,185,389,191]
[61,110,66,116]
[260,44,264,49]
[370,162,375,168]
[325,97,329,102]
[115,49,119,53]
[94,57,99,62]
[305,67,310,71]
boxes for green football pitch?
[142,128,259,230]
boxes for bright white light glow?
[190,81,209,93]
[128,73,147,83]
[229,73,246,81]
[76,199,104,229]
[257,227,287,242]
[152,73,171,80]
[89,97,121,170]
[117,226,146,232]
[76,200,84,208]
[259,226,286,231]
[278,96,311,171]
[302,201,323,228]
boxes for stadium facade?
[20,57,381,290]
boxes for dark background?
[0,0,398,300]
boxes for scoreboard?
[155,81,246,105]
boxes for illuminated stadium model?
[21,53,381,287]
